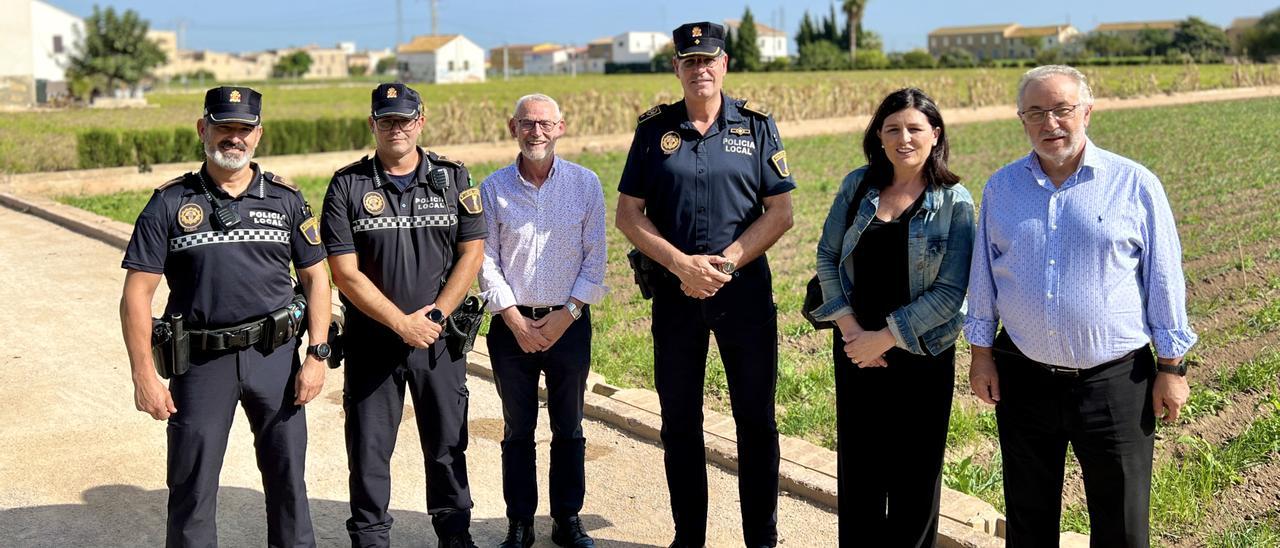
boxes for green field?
[6,63,1279,174]
[64,96,1280,544]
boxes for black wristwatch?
[427,309,447,325]
[306,343,332,360]
[1156,362,1188,376]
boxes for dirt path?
[0,206,838,546]
[5,86,1278,199]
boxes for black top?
[618,94,795,258]
[851,194,924,331]
[122,163,325,328]
[321,147,486,343]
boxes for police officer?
[321,83,486,548]
[614,22,796,548]
[120,86,331,547]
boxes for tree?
[1242,7,1280,61]
[735,7,763,72]
[1135,28,1173,56]
[64,6,166,100]
[939,48,977,68]
[823,3,841,44]
[375,55,397,75]
[1020,35,1044,56]
[842,0,868,64]
[854,49,889,69]
[858,29,884,53]
[796,11,818,47]
[1083,33,1137,57]
[348,64,368,77]
[1172,17,1229,57]
[899,49,937,69]
[272,51,313,79]
[798,40,852,71]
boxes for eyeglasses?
[374,117,421,132]
[1018,104,1084,124]
[678,56,721,71]
[514,118,560,133]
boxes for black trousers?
[833,334,954,548]
[650,263,781,547]
[166,342,314,548]
[343,337,473,547]
[487,308,592,522]
[994,332,1156,548]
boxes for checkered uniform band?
[351,214,458,233]
[169,229,291,251]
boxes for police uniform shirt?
[122,164,326,328]
[321,148,486,339]
[617,94,795,256]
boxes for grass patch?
[1061,503,1091,534]
[1208,513,1280,548]
[944,455,1005,513]
[948,403,999,448]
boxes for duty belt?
[516,305,563,321]
[188,319,268,351]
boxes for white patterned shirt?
[478,155,609,312]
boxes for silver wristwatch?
[565,301,582,321]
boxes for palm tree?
[843,0,868,64]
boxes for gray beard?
[205,143,252,171]
[519,143,554,162]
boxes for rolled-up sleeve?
[1138,171,1197,358]
[963,181,1000,347]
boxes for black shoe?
[438,531,478,548]
[551,515,595,547]
[667,541,704,548]
[498,519,535,548]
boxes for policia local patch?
[770,150,791,178]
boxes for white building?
[397,34,485,84]
[724,19,789,62]
[611,31,671,64]
[1,0,82,106]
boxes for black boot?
[438,531,478,548]
[551,515,595,547]
[498,519,535,548]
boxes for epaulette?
[335,156,366,175]
[739,100,770,118]
[431,153,464,168]
[155,173,191,190]
[265,172,299,191]
[638,104,665,124]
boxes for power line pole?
[503,43,509,81]
[396,0,403,47]
[430,0,439,35]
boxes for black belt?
[516,305,563,321]
[994,330,1142,378]
[188,319,268,351]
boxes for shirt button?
[1048,330,1057,336]
[1049,259,1056,265]
[1046,292,1054,299]
[1051,225,1058,230]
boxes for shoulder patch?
[638,104,664,124]
[739,100,770,118]
[265,172,299,191]
[458,187,482,215]
[156,173,191,191]
[335,156,367,175]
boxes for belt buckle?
[226,326,252,348]
[529,306,553,320]
[1048,363,1080,377]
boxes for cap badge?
[692,27,703,37]
[660,131,681,154]
[362,191,386,215]
[387,87,398,99]
[229,90,241,103]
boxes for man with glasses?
[321,83,487,548]
[966,65,1196,546]
[615,22,794,548]
[477,93,607,548]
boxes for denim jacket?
[812,166,976,355]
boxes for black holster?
[627,248,661,300]
[258,291,307,354]
[443,295,486,362]
[151,314,190,379]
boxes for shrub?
[126,129,174,170]
[77,129,132,169]
[172,127,202,162]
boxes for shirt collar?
[373,147,429,189]
[513,153,558,188]
[195,162,265,199]
[1021,137,1101,190]
[676,93,740,132]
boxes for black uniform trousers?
[487,307,592,522]
[993,331,1156,548]
[650,262,781,547]
[343,337,473,547]
[832,337,955,548]
[166,342,313,548]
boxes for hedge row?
[76,118,374,170]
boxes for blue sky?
[52,0,1272,54]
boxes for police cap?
[371,83,422,118]
[203,86,262,126]
[672,22,726,58]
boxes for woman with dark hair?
[810,88,976,546]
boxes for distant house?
[724,19,789,62]
[522,44,603,76]
[398,34,485,84]
[0,0,83,106]
[928,23,1079,60]
[611,31,671,64]
[488,43,549,75]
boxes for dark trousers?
[343,337,473,547]
[166,342,314,548]
[994,332,1156,548]
[651,264,781,547]
[487,308,592,522]
[832,336,954,548]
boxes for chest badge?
[177,203,204,231]
[729,127,751,136]
[362,191,386,215]
[660,131,681,154]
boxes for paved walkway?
[0,206,838,546]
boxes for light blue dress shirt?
[964,140,1197,368]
